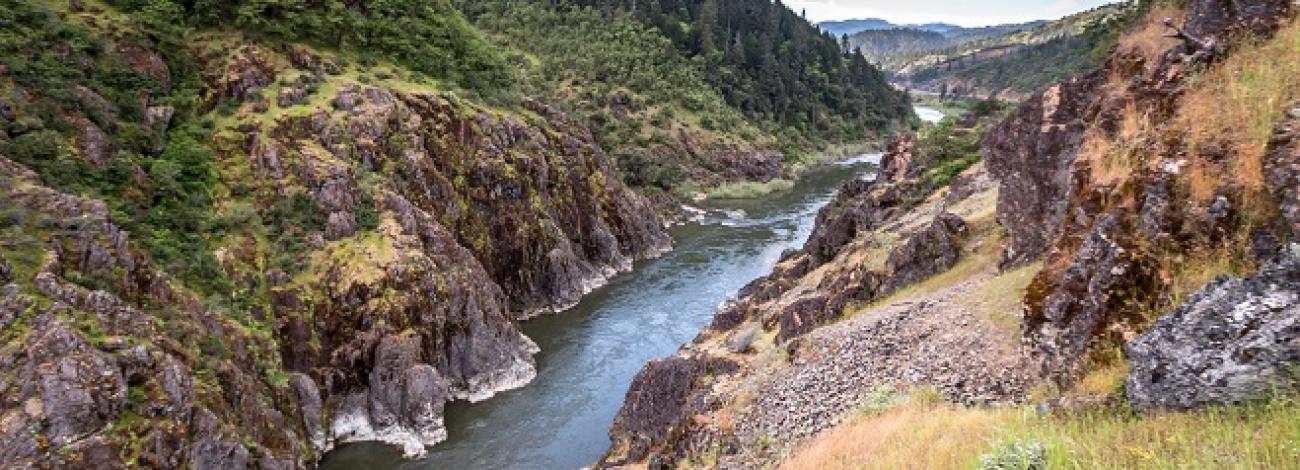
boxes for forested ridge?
[570,0,912,144]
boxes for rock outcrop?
[983,72,1102,268]
[0,158,309,469]
[199,45,671,458]
[985,0,1296,384]
[1126,251,1300,410]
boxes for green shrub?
[354,192,380,232]
[978,440,1047,470]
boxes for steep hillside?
[0,0,673,467]
[573,0,914,149]
[603,0,1300,468]
[881,3,1134,97]
[848,29,952,65]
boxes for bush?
[354,192,380,232]
[978,440,1047,470]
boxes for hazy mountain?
[818,17,1044,40]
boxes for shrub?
[978,441,1048,470]
[354,192,380,232]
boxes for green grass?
[707,179,796,200]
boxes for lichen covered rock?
[1127,251,1300,410]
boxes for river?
[320,107,941,470]
[319,155,881,470]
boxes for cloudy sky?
[786,0,1118,26]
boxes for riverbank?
[319,147,886,469]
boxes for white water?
[915,105,945,124]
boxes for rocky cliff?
[0,2,671,467]
[985,0,1295,385]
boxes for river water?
[320,154,881,470]
[320,107,941,470]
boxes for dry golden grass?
[781,397,1300,470]
[1117,5,1185,64]
[1179,18,1300,200]
[1083,102,1154,185]
[781,394,1013,470]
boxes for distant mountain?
[849,29,953,65]
[890,3,1138,98]
[818,18,1043,40]
[818,18,913,37]
[843,18,1051,70]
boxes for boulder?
[1127,251,1300,410]
[883,211,967,290]
[278,87,307,107]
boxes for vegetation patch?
[708,179,796,200]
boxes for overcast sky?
[786,0,1118,26]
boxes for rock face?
[213,49,669,457]
[708,140,973,340]
[1127,252,1300,410]
[983,72,1102,268]
[605,355,737,467]
[0,158,309,469]
[1,34,670,468]
[985,0,1296,384]
[252,82,671,320]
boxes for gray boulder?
[1126,251,1300,410]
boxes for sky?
[785,0,1118,27]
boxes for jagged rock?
[0,253,11,284]
[605,355,736,467]
[278,87,307,107]
[72,85,117,121]
[328,334,452,457]
[984,72,1103,268]
[286,46,335,74]
[883,212,967,290]
[114,42,171,94]
[1127,252,1300,410]
[70,114,112,168]
[0,157,307,468]
[1181,0,1292,40]
[288,374,327,453]
[211,45,277,102]
[144,105,175,154]
[323,211,356,240]
[144,106,174,134]
[190,438,249,470]
[1264,107,1300,241]
[877,133,915,183]
[332,87,360,111]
